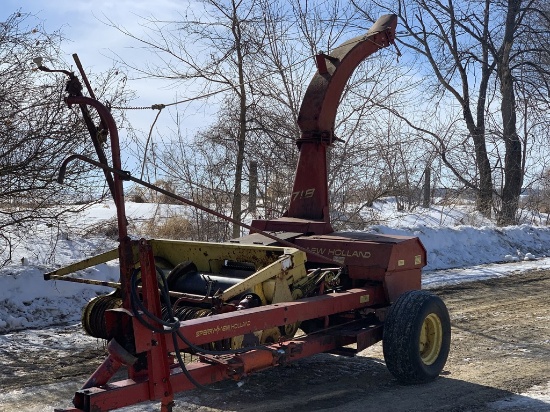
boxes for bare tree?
[0,11,130,265]
[357,0,550,224]
[112,2,453,233]
[105,0,268,237]
[496,0,523,224]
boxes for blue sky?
[1,0,210,154]
[1,2,420,174]
[1,0,183,72]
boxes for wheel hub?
[419,313,443,365]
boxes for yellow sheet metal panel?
[220,249,307,302]
[149,239,300,272]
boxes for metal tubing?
[45,273,208,300]
[65,96,127,241]
[68,327,381,411]
[65,96,135,312]
[288,14,397,221]
[131,286,385,353]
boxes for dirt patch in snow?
[1,270,549,411]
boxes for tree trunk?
[232,123,246,237]
[231,4,247,238]
[497,0,522,226]
[249,160,258,214]
[472,130,493,217]
[422,166,431,208]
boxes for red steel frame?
[57,239,386,412]
[53,14,400,412]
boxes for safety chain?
[110,104,165,110]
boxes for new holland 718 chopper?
[42,15,450,412]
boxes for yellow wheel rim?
[419,313,443,365]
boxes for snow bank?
[1,200,550,332]
[0,263,119,331]
[369,224,550,271]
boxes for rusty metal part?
[62,96,135,314]
[287,14,398,221]
[37,60,117,200]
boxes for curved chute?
[286,14,398,222]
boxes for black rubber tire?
[383,290,451,384]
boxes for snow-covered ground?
[2,199,550,332]
[1,199,550,409]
